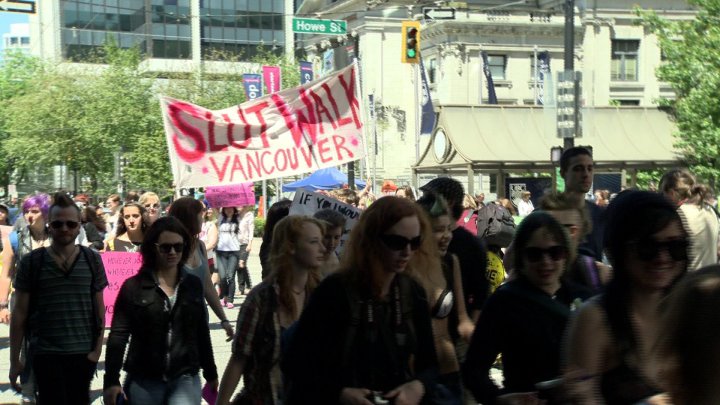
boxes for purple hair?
[23,193,51,218]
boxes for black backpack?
[476,202,516,248]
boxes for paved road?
[0,238,264,405]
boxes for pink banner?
[205,182,255,208]
[263,65,281,94]
[102,252,142,327]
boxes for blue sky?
[0,12,30,52]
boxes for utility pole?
[563,0,576,150]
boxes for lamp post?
[563,0,576,150]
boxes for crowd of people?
[0,146,719,405]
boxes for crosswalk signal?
[401,21,421,64]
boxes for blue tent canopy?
[282,167,366,192]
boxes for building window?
[611,39,639,81]
[428,58,437,84]
[487,55,506,80]
[612,99,640,106]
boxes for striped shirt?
[14,248,108,355]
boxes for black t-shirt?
[578,201,605,262]
[448,227,490,313]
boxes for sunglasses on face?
[524,245,567,263]
[380,234,422,251]
[144,204,160,209]
[634,239,688,262]
[49,220,80,230]
[156,243,185,254]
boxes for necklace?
[50,245,78,272]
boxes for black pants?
[237,244,252,293]
[33,353,96,405]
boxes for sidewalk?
[0,238,263,405]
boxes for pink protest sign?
[102,252,142,327]
[205,182,255,208]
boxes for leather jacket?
[104,267,217,388]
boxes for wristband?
[220,319,230,325]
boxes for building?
[296,0,696,196]
[29,0,294,73]
[2,23,31,56]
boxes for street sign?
[422,7,456,21]
[293,18,347,35]
[0,0,35,14]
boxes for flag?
[262,65,281,94]
[419,57,436,136]
[299,61,314,84]
[537,51,551,105]
[481,51,498,105]
[242,74,262,100]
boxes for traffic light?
[401,21,421,64]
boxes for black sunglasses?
[156,243,185,254]
[525,246,567,263]
[49,220,80,230]
[380,234,422,251]
[634,239,688,262]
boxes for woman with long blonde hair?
[217,216,326,405]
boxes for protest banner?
[290,188,361,252]
[160,64,365,189]
[101,252,142,327]
[205,182,255,208]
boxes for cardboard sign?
[205,182,255,208]
[101,252,142,327]
[290,188,361,252]
[160,64,365,188]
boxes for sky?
[0,11,30,53]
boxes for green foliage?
[637,1,720,189]
[0,43,300,197]
[254,216,266,237]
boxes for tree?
[638,1,720,189]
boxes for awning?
[414,105,682,173]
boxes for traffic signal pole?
[564,0,575,150]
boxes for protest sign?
[101,252,142,327]
[160,64,365,189]
[205,182,255,208]
[290,188,361,252]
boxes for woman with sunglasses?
[415,193,475,404]
[564,191,689,404]
[104,217,218,405]
[283,196,439,405]
[168,197,234,340]
[139,192,162,226]
[463,211,591,405]
[105,203,147,253]
[217,215,325,405]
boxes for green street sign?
[293,18,347,35]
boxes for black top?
[462,278,592,405]
[282,272,439,404]
[104,268,217,388]
[578,201,605,262]
[448,227,490,314]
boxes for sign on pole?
[556,70,582,138]
[293,17,347,35]
[0,0,35,14]
[422,7,456,21]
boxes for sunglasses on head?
[49,220,80,230]
[634,239,688,262]
[156,243,185,254]
[380,234,422,251]
[524,245,567,263]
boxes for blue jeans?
[216,250,240,303]
[128,374,200,405]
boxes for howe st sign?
[293,18,347,35]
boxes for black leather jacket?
[104,267,217,388]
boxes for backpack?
[476,202,516,248]
[459,209,478,236]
